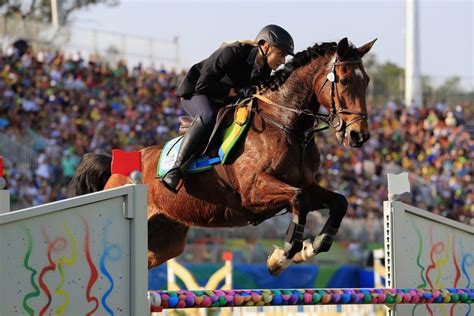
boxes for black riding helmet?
[255,24,295,56]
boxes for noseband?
[315,57,368,132]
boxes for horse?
[68,37,376,276]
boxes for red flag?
[0,156,3,177]
[111,150,142,177]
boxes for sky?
[73,0,473,90]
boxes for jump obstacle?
[0,165,472,315]
[148,288,473,311]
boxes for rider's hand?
[236,86,257,98]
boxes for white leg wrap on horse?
[291,239,315,263]
[300,239,315,261]
[312,233,334,254]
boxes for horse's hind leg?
[292,183,347,263]
[147,213,189,268]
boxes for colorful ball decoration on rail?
[148,288,474,310]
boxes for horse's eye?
[340,78,349,86]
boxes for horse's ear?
[357,38,377,58]
[337,37,349,57]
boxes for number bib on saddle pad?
[156,103,252,178]
[157,136,220,177]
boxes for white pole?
[405,0,423,107]
[0,157,9,214]
[121,34,126,60]
[149,39,154,66]
[173,36,180,69]
[0,185,9,214]
[51,0,59,27]
[224,259,232,289]
[93,29,98,55]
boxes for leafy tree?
[365,56,472,106]
[1,0,119,25]
[371,61,405,104]
[434,76,462,102]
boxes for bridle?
[251,54,368,141]
[315,56,368,132]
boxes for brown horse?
[68,38,376,276]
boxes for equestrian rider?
[161,24,295,193]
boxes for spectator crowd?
[1,47,472,235]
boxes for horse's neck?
[262,60,325,128]
[270,76,312,109]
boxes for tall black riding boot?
[160,116,210,193]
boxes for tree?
[435,76,462,98]
[421,75,435,103]
[434,76,473,105]
[0,0,119,26]
[371,61,405,104]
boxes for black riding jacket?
[176,42,271,104]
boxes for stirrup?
[160,167,185,193]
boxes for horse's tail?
[67,153,112,197]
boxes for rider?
[161,24,295,193]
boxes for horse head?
[313,38,376,148]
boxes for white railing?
[0,133,38,169]
[0,16,180,69]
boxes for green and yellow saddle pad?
[157,105,251,178]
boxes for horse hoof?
[292,253,304,264]
[267,247,291,276]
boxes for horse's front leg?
[292,183,348,263]
[240,172,311,276]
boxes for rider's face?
[264,44,287,70]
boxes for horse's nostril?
[350,130,369,144]
[350,131,361,142]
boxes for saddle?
[177,105,231,152]
[156,98,254,178]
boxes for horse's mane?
[261,41,359,91]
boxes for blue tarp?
[149,263,374,290]
[327,265,374,288]
[233,263,319,289]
